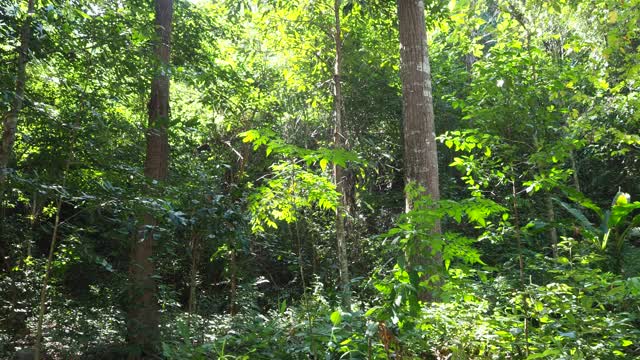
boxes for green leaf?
[74,9,91,19]
[554,199,597,234]
[534,301,544,312]
[330,310,342,326]
[484,146,491,157]
[319,158,328,171]
[364,306,381,317]
[561,186,603,218]
[602,229,611,250]
[526,349,561,359]
[240,129,260,143]
[609,202,640,228]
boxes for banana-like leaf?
[554,198,598,234]
[602,229,611,250]
[609,202,640,228]
[561,185,603,218]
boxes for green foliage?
[370,183,505,324]
[240,128,363,232]
[1,0,639,359]
[558,191,640,273]
[240,128,363,169]
[248,160,339,232]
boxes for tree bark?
[128,0,172,357]
[0,0,35,183]
[333,0,351,308]
[397,0,442,301]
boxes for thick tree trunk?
[333,0,351,308]
[0,0,35,183]
[128,0,172,357]
[397,0,442,301]
[398,0,441,214]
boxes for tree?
[397,0,442,301]
[332,0,351,308]
[127,0,172,357]
[0,0,35,184]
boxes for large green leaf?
[554,198,597,234]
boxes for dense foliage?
[1,0,639,359]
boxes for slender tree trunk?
[512,180,530,357]
[333,0,351,308]
[463,0,478,72]
[570,151,580,192]
[397,0,442,301]
[0,0,35,183]
[229,248,238,315]
[531,135,559,258]
[545,194,559,257]
[128,0,172,357]
[187,231,200,328]
[34,172,66,360]
[27,192,38,259]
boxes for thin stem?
[34,165,68,360]
[512,179,529,357]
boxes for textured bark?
[0,0,35,183]
[127,0,172,357]
[333,0,351,308]
[398,0,441,214]
[397,0,442,301]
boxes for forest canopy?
[1,0,639,359]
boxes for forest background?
[1,0,639,359]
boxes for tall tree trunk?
[128,0,172,357]
[333,0,351,308]
[397,0,442,301]
[0,0,35,183]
